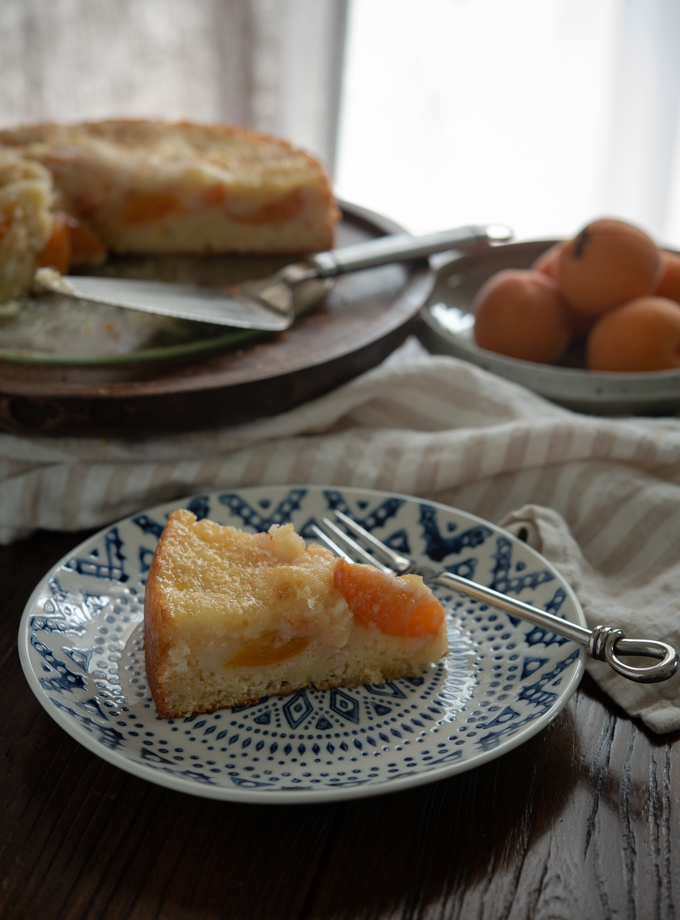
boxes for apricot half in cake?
[144,510,448,718]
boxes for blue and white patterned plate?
[18,486,586,804]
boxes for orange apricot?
[586,296,680,371]
[654,251,680,304]
[117,190,180,226]
[66,217,107,264]
[333,558,444,638]
[0,204,16,240]
[37,211,107,273]
[224,633,309,668]
[472,269,571,363]
[532,242,595,337]
[532,241,564,281]
[225,187,305,225]
[37,213,71,274]
[557,218,660,315]
[201,183,227,208]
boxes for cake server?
[33,224,512,331]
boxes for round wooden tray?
[0,203,433,436]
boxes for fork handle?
[436,572,678,684]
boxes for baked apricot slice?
[117,190,180,226]
[334,558,444,638]
[473,269,570,363]
[224,633,310,668]
[37,211,107,273]
[225,187,305,225]
[37,213,71,273]
[201,183,227,208]
[586,296,680,371]
[557,218,660,315]
[67,217,106,264]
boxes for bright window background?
[335,0,680,248]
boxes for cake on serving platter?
[144,510,448,719]
[0,119,337,255]
[0,119,338,301]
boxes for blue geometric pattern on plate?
[18,485,586,804]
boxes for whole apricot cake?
[144,510,448,718]
[0,119,337,260]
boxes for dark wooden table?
[2,530,679,920]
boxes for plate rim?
[18,484,587,804]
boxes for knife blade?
[33,271,294,331]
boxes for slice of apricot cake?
[144,510,447,718]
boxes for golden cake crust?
[143,526,174,718]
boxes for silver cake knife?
[33,224,512,331]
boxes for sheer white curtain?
[3,0,678,245]
[0,0,348,172]
[336,0,680,247]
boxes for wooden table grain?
[2,530,679,920]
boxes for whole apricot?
[586,296,680,371]
[532,242,564,281]
[654,251,680,304]
[532,241,595,337]
[473,269,570,363]
[557,218,661,315]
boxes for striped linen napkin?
[2,339,680,732]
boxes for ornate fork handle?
[435,571,678,684]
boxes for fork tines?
[310,511,410,576]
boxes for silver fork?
[311,510,678,684]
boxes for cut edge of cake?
[0,148,54,303]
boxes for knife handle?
[308,224,513,277]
